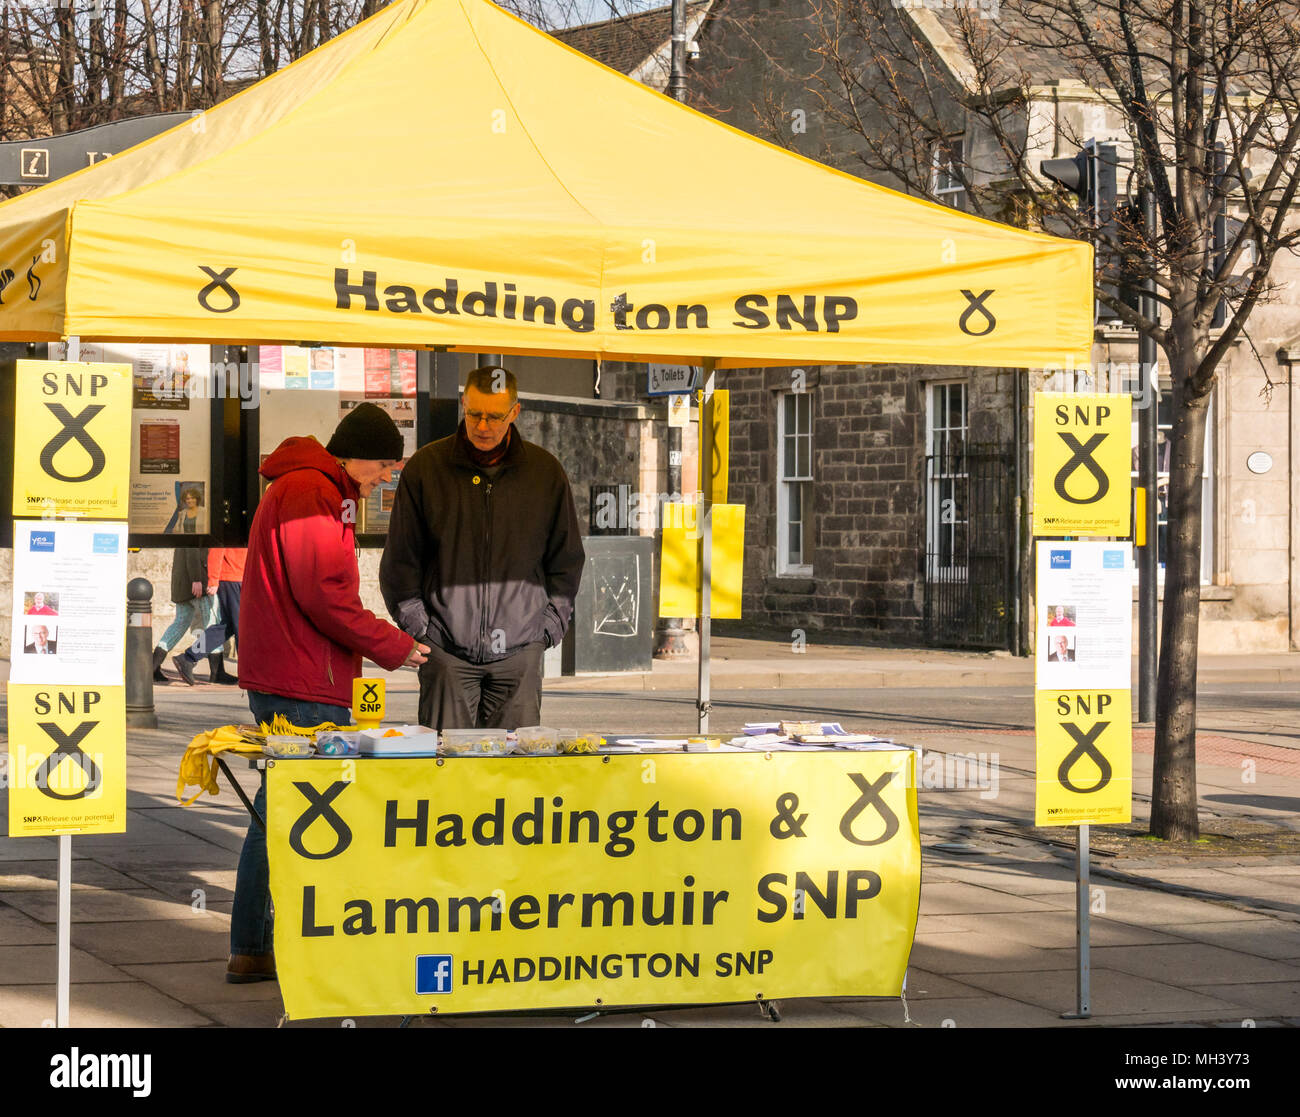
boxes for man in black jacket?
[380,366,585,729]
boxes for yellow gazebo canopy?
[0,0,1093,368]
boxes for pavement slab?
[0,981,213,1027]
[1089,943,1300,986]
[0,944,132,985]
[1,887,191,924]
[1158,920,1300,960]
[949,968,1248,1017]
[120,962,284,1004]
[1188,981,1300,1017]
[835,993,1073,1028]
[917,882,1063,916]
[71,916,231,965]
[0,901,55,945]
[0,860,141,892]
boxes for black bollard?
[126,578,159,729]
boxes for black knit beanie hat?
[327,402,404,460]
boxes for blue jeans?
[230,692,351,957]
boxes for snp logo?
[416,955,454,995]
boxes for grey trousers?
[417,641,545,730]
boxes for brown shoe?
[226,953,276,984]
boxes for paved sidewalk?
[1,638,1297,1028]
[543,636,1300,692]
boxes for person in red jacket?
[227,403,428,984]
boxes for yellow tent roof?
[0,0,1093,368]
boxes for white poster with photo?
[82,342,212,534]
[9,521,128,685]
[1036,540,1133,691]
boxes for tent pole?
[697,360,717,733]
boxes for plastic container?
[358,726,439,756]
[441,728,509,756]
[315,730,361,757]
[557,730,602,755]
[264,735,314,758]
[514,726,559,755]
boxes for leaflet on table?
[1036,540,1133,690]
[9,522,128,685]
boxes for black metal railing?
[921,442,1015,649]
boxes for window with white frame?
[925,381,969,579]
[1128,382,1214,584]
[931,137,967,210]
[777,389,813,575]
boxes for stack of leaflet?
[731,722,896,751]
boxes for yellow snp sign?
[1035,689,1132,827]
[6,684,126,836]
[659,501,744,618]
[352,678,385,729]
[1032,393,1132,537]
[12,360,131,520]
[267,750,920,1020]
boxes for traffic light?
[1041,141,1135,321]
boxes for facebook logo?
[1103,550,1125,569]
[416,954,454,994]
[1050,549,1071,569]
[92,533,120,554]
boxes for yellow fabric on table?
[176,726,264,806]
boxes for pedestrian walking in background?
[151,548,220,686]
[170,547,245,685]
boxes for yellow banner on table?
[1032,393,1132,537]
[267,749,920,1020]
[6,684,126,836]
[12,360,131,520]
[1035,689,1132,827]
[659,502,744,618]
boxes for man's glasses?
[465,408,514,426]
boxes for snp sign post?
[12,359,131,520]
[1032,393,1131,536]
[6,686,126,836]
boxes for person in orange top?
[170,547,247,685]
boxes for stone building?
[588,0,1300,654]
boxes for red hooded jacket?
[238,437,413,708]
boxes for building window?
[925,381,968,578]
[932,137,967,210]
[777,389,813,575]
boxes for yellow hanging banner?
[1032,393,1132,537]
[700,388,729,504]
[12,360,131,520]
[267,749,920,1020]
[658,501,744,619]
[1035,689,1132,827]
[6,684,127,836]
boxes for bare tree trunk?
[54,4,76,132]
[140,0,169,111]
[107,0,129,120]
[1152,322,1210,841]
[256,0,277,76]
